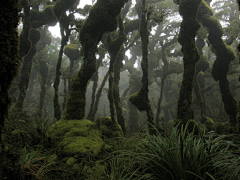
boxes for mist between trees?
[0,0,240,179]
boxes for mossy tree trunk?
[175,0,201,124]
[0,0,20,141]
[15,28,41,110]
[64,0,128,120]
[89,71,109,121]
[128,85,140,135]
[87,51,106,120]
[129,0,155,134]
[237,0,240,129]
[194,36,210,122]
[53,14,71,120]
[238,0,240,127]
[19,0,31,58]
[155,37,177,126]
[113,47,127,133]
[107,15,127,132]
[36,26,50,117]
[197,0,238,130]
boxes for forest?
[0,0,240,179]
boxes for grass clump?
[113,123,240,180]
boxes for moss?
[129,91,148,111]
[197,0,213,18]
[95,116,123,138]
[66,157,77,166]
[65,0,128,120]
[29,28,41,44]
[0,0,20,138]
[30,6,57,28]
[47,119,104,156]
[43,5,57,26]
[63,44,80,61]
[196,56,210,73]
[53,0,80,20]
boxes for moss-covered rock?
[95,116,123,138]
[47,119,104,156]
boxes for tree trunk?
[64,0,128,120]
[175,0,201,124]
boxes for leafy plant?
[115,123,240,180]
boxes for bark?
[53,14,71,120]
[197,0,238,130]
[88,71,109,121]
[87,53,105,120]
[0,0,20,141]
[15,28,40,109]
[129,0,155,134]
[65,0,128,120]
[175,0,201,124]
[107,15,127,130]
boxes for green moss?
[47,119,104,156]
[29,28,41,44]
[129,92,148,111]
[63,44,80,61]
[66,157,77,166]
[197,0,213,18]
[65,0,128,120]
[196,56,210,73]
[95,116,123,138]
[30,6,57,28]
[53,0,80,20]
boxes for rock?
[47,119,104,156]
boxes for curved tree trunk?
[107,15,127,131]
[129,0,155,135]
[88,71,109,121]
[65,0,128,120]
[53,14,71,120]
[197,0,238,130]
[175,0,201,124]
[87,53,105,120]
[15,28,40,110]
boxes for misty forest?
[1,0,240,179]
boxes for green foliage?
[115,124,240,180]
